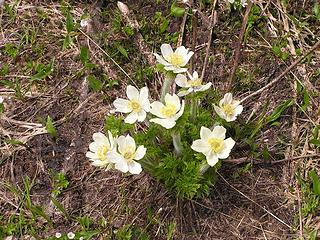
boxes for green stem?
[200,163,210,175]
[172,132,183,155]
[160,76,174,103]
[190,98,198,120]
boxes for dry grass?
[0,0,319,239]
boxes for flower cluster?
[86,43,243,176]
[86,131,145,174]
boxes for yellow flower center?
[168,53,184,66]
[208,138,224,153]
[97,145,109,161]
[222,104,234,116]
[123,147,135,162]
[190,78,202,87]
[129,100,141,112]
[160,104,177,118]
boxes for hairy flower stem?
[172,132,183,155]
[190,98,198,121]
[200,164,210,175]
[160,76,174,102]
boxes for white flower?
[241,0,248,7]
[107,135,146,174]
[175,71,212,96]
[55,233,62,238]
[80,19,89,28]
[150,93,185,129]
[154,44,194,73]
[79,237,84,240]
[113,85,150,124]
[214,93,243,122]
[86,131,116,169]
[67,232,75,239]
[228,0,235,3]
[191,126,235,166]
[0,96,3,104]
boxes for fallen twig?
[240,40,320,104]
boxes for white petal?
[172,67,188,73]
[164,65,177,71]
[142,99,151,112]
[117,136,127,154]
[173,100,185,120]
[196,82,212,92]
[222,93,233,105]
[214,105,226,120]
[234,105,243,115]
[210,126,226,139]
[92,132,109,145]
[181,51,194,66]
[191,139,209,154]
[126,85,140,100]
[200,126,212,141]
[115,160,129,173]
[139,86,149,101]
[89,142,99,152]
[134,145,146,160]
[86,151,98,160]
[225,137,235,150]
[217,148,231,159]
[150,118,176,129]
[192,71,199,79]
[175,74,189,88]
[165,93,180,110]
[106,151,123,163]
[175,46,188,58]
[150,101,165,118]
[113,98,131,113]
[206,153,219,166]
[107,131,115,149]
[125,135,136,150]
[91,160,108,167]
[137,110,147,122]
[154,53,171,66]
[128,161,142,174]
[161,44,174,61]
[177,90,190,97]
[225,115,237,122]
[125,112,138,124]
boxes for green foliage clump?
[103,97,221,199]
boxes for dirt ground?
[0,0,319,239]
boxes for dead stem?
[200,0,218,81]
[227,1,253,91]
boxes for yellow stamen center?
[97,145,109,161]
[168,53,184,66]
[190,78,202,87]
[208,138,224,153]
[160,104,177,118]
[129,100,141,112]
[123,147,135,162]
[222,104,234,116]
